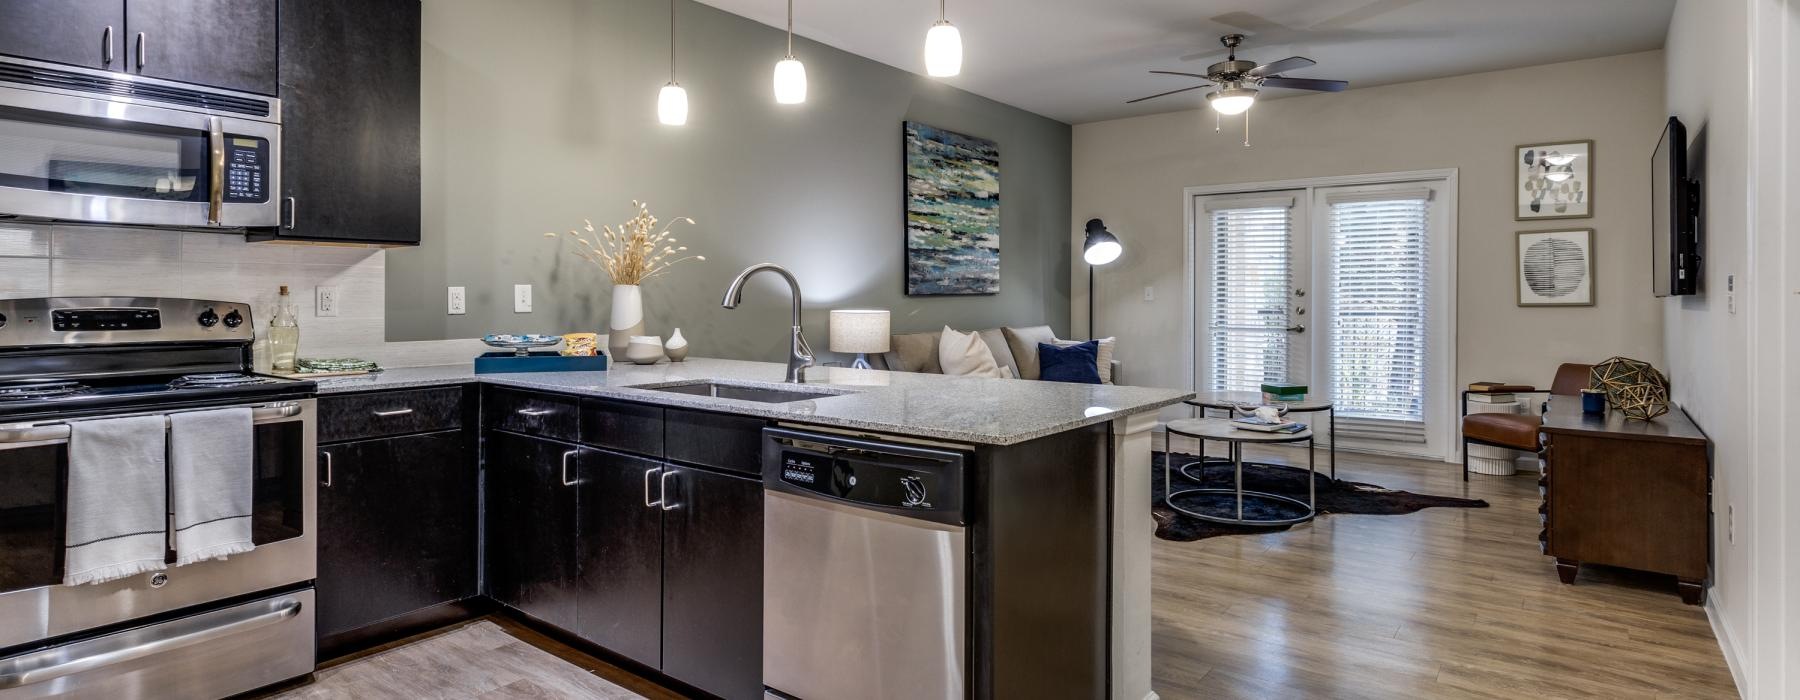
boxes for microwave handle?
[206,116,225,226]
[284,197,297,230]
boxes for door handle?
[560,450,578,487]
[517,408,554,417]
[1286,324,1306,334]
[659,469,676,511]
[102,26,114,65]
[284,197,298,230]
[371,408,414,417]
[643,467,663,507]
[206,116,225,226]
[134,32,145,70]
[320,450,333,487]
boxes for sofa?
[864,325,1120,384]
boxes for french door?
[1194,175,1455,458]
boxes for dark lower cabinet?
[574,448,664,668]
[660,465,764,700]
[316,430,477,641]
[0,0,121,70]
[486,430,581,631]
[124,0,278,94]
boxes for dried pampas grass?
[544,200,703,285]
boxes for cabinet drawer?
[486,387,580,442]
[320,386,464,443]
[665,409,766,476]
[581,399,665,457]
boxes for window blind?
[1207,203,1293,393]
[1327,193,1430,441]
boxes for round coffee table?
[1164,417,1317,526]
[1186,391,1336,480]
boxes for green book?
[1260,382,1308,397]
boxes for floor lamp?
[1083,218,1123,338]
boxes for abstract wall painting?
[1516,140,1593,220]
[905,121,1000,295]
[1517,228,1595,306]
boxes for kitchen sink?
[631,381,847,404]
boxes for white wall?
[1663,1,1755,693]
[1071,52,1667,424]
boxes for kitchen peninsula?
[310,357,1188,700]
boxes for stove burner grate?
[169,373,280,389]
[0,380,91,401]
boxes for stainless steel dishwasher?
[762,427,970,700]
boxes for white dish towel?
[170,408,256,565]
[65,415,169,585]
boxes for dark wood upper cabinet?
[316,430,477,641]
[0,0,123,70]
[574,448,665,669]
[660,465,764,700]
[124,0,278,94]
[485,430,582,631]
[270,0,421,244]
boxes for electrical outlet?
[315,286,339,317]
[1143,286,1155,302]
[447,286,466,315]
[514,284,532,313]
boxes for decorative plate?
[482,334,565,357]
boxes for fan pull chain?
[1243,109,1252,147]
[1215,110,1221,133]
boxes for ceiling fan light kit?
[1206,86,1257,115]
[925,0,963,77]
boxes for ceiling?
[693,0,1676,124]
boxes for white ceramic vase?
[608,284,645,358]
[625,335,665,365]
[664,328,689,362]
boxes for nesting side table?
[1164,418,1317,526]
[1185,391,1336,480]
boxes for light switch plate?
[514,284,532,313]
[448,286,466,315]
[315,286,339,317]
[1143,286,1155,302]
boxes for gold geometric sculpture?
[1590,356,1669,408]
[1614,381,1671,421]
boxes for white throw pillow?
[1054,336,1116,384]
[939,326,1012,379]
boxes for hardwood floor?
[1152,444,1739,699]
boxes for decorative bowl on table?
[482,334,564,357]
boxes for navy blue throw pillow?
[1038,341,1102,384]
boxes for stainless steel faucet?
[722,263,814,383]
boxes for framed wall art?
[904,121,1000,295]
[1516,140,1593,220]
[1517,228,1595,306]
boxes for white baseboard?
[1705,596,1749,698]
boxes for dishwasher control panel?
[767,429,967,525]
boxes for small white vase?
[609,284,645,358]
[625,335,665,365]
[664,328,689,362]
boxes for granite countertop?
[311,357,1192,446]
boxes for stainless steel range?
[0,297,316,699]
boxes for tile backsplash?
[0,222,486,368]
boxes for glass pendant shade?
[774,57,807,104]
[658,83,688,125]
[925,21,962,77]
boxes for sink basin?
[631,381,846,404]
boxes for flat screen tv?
[1652,116,1700,296]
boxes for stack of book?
[1467,381,1534,404]
[1231,415,1307,433]
[1260,382,1308,403]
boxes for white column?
[1110,412,1160,700]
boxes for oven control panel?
[222,136,270,203]
[0,298,255,346]
[52,308,161,331]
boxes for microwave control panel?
[223,136,269,203]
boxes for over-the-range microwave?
[0,55,280,230]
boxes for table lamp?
[830,309,890,369]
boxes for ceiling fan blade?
[1149,70,1214,80]
[1260,77,1349,92]
[1248,56,1316,78]
[1126,84,1209,104]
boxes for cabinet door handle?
[517,408,554,417]
[102,26,114,65]
[560,450,578,487]
[134,32,145,70]
[372,408,414,417]
[659,469,677,511]
[320,451,333,487]
[284,197,297,230]
[643,467,663,507]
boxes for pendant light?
[924,0,962,77]
[657,0,688,125]
[772,0,807,104]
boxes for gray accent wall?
[388,0,1073,364]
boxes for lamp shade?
[774,57,807,104]
[657,83,688,125]
[925,21,962,77]
[1083,219,1123,265]
[829,309,891,354]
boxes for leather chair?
[1460,363,1592,480]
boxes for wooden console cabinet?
[1538,394,1711,604]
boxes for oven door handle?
[0,598,302,689]
[206,115,226,226]
[0,402,302,449]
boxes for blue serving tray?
[474,351,609,374]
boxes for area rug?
[1151,452,1488,542]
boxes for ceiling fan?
[1129,34,1350,114]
